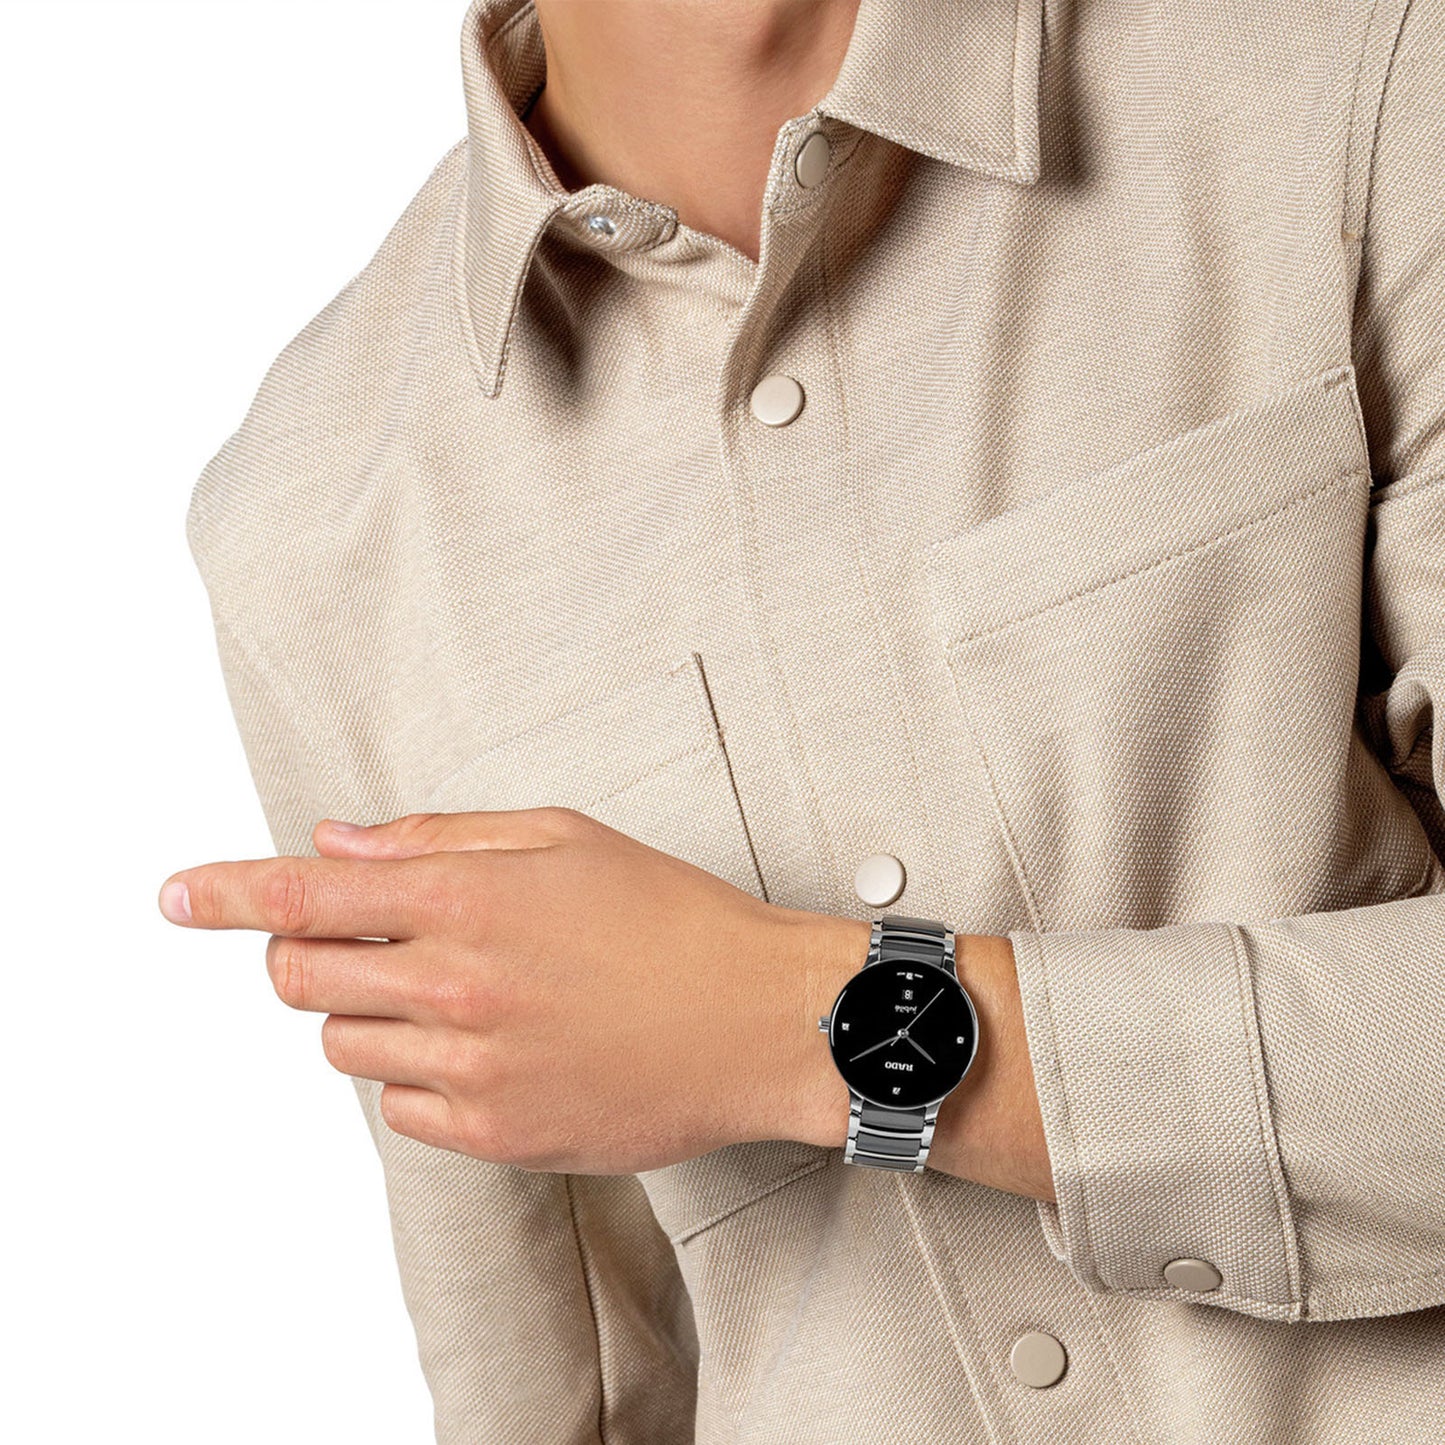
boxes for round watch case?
[824,958,979,1111]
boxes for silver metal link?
[844,913,956,1173]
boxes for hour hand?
[849,1033,901,1063]
[904,1035,936,1065]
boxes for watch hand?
[906,988,945,1031]
[849,1032,904,1063]
[905,1035,936,1065]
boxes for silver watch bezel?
[823,955,980,1112]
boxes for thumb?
[312,812,460,859]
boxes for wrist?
[926,933,1055,1201]
[764,904,871,1150]
[760,911,1054,1203]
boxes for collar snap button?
[794,130,831,188]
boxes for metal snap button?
[1010,1331,1067,1389]
[749,374,805,427]
[794,130,831,188]
[854,854,906,907]
[1163,1257,1223,1292]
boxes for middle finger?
[265,935,435,1019]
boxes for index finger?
[158,854,451,939]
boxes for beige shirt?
[187,0,1445,1439]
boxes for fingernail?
[160,880,192,923]
[325,819,364,832]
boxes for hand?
[848,1032,904,1062]
[156,806,868,1175]
[157,807,1055,1201]
[904,1035,936,1066]
[905,986,944,1030]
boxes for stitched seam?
[1368,466,1445,507]
[1106,1288,1297,1315]
[424,657,700,799]
[1226,921,1305,1315]
[924,368,1353,567]
[1100,1259,1445,1311]
[562,1176,609,1445]
[448,143,498,399]
[670,1157,831,1245]
[723,285,837,915]
[893,1179,1005,1444]
[489,0,534,51]
[681,651,771,903]
[1020,927,1106,1291]
[823,165,940,880]
[1307,1258,1445,1299]
[768,119,865,220]
[492,204,557,396]
[1111,1255,1445,1316]
[812,0,1039,176]
[575,740,716,813]
[1344,0,1414,243]
[213,614,364,818]
[1340,0,1390,239]
[816,89,1022,171]
[469,7,564,397]
[671,651,723,757]
[1076,1288,1149,1445]
[947,468,1366,648]
[939,666,1110,1289]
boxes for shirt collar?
[456,0,1044,398]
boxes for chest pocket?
[922,364,1439,934]
[418,651,827,1243]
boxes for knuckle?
[538,805,592,836]
[266,936,311,1010]
[394,812,443,846]
[459,1108,516,1165]
[260,863,312,935]
[189,869,226,924]
[433,1031,486,1090]
[407,852,478,931]
[318,1014,348,1069]
[417,969,493,1027]
[377,1084,419,1139]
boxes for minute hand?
[904,987,945,1032]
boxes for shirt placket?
[712,112,938,923]
[705,110,1142,1445]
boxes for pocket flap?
[423,653,730,816]
[925,365,1370,646]
[420,652,765,902]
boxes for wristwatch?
[817,914,979,1171]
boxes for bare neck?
[524,0,861,264]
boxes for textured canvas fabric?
[186,0,1445,1439]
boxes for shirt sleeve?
[1010,0,1445,1325]
[194,610,697,1443]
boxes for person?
[159,0,1445,1439]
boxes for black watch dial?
[827,960,978,1110]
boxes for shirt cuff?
[1008,919,1304,1321]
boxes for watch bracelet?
[844,914,955,1173]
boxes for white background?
[2,3,477,1438]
